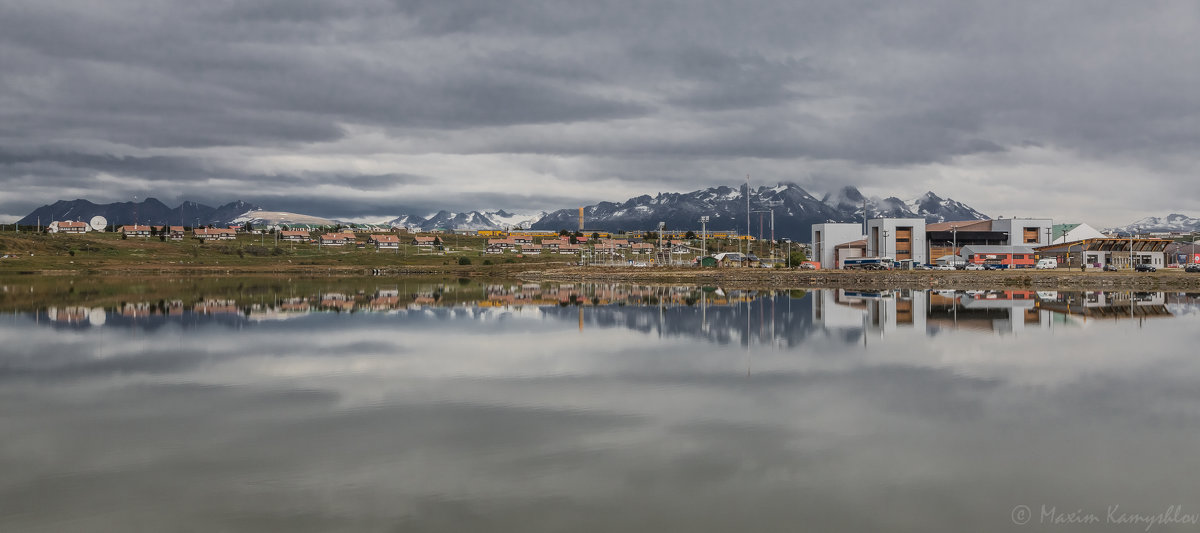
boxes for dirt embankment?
[518,267,1200,290]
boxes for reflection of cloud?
[3,292,1200,529]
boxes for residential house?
[280,230,310,242]
[168,226,185,240]
[411,236,438,247]
[630,242,655,255]
[194,228,236,242]
[369,234,399,250]
[121,225,152,237]
[54,221,88,234]
[320,232,356,246]
[520,244,542,255]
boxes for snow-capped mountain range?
[18,184,992,239]
[18,198,262,227]
[1104,214,1200,236]
[530,184,989,239]
[383,210,548,232]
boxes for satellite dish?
[90,216,108,232]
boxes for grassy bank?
[4,232,1200,290]
[0,231,566,275]
[522,266,1200,291]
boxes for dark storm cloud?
[1,0,1197,221]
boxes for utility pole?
[700,216,709,263]
[952,225,958,267]
[745,175,751,258]
[658,221,665,266]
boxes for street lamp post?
[700,216,709,264]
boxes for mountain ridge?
[18,184,992,239]
[17,198,264,227]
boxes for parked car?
[964,263,986,271]
[1035,258,1058,269]
[1134,263,1157,272]
[1185,264,1200,273]
[933,264,956,271]
[983,264,1006,270]
[1103,264,1119,272]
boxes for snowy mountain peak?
[1105,213,1200,235]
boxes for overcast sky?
[1,1,1197,226]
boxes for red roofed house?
[320,232,356,246]
[194,228,236,242]
[369,234,400,250]
[55,221,88,234]
[121,225,151,237]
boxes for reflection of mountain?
[539,291,816,347]
[13,285,1199,346]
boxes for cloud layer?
[2,1,1198,225]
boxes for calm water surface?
[2,279,1200,532]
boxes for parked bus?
[843,257,895,270]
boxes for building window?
[1023,227,1039,243]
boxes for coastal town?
[19,213,1200,272]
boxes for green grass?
[0,232,572,273]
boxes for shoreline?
[518,266,1200,290]
[3,264,1199,290]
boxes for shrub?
[483,259,493,265]
[458,256,472,265]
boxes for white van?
[1035,258,1058,269]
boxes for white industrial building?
[810,223,865,269]
[866,218,927,265]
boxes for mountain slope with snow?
[1105,214,1200,236]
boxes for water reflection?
[11,283,1200,347]
[816,289,1182,338]
[4,279,1200,531]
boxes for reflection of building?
[814,289,927,335]
[1037,291,1172,319]
[814,287,1176,338]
